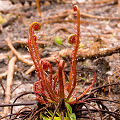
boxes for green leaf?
[53,117,61,120]
[47,110,53,117]
[43,116,61,120]
[43,117,50,120]
[79,76,86,81]
[55,37,63,45]
[79,43,84,48]
[69,113,76,120]
[65,102,72,114]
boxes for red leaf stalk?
[28,22,58,103]
[67,5,80,99]
[58,60,65,99]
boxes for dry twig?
[58,46,120,61]
[25,65,35,75]
[80,11,120,20]
[3,56,17,117]
[6,37,33,65]
[25,45,120,74]
[77,46,120,61]
[14,40,48,46]
[77,0,116,4]
[45,9,120,21]
[41,19,96,25]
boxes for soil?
[0,0,120,119]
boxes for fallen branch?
[25,46,120,74]
[3,56,17,117]
[45,9,120,21]
[41,19,97,25]
[0,102,37,107]
[77,0,116,4]
[6,37,33,65]
[77,46,120,61]
[14,40,48,46]
[0,39,48,51]
[58,46,120,61]
[0,81,5,96]
[80,11,120,20]
[0,72,8,96]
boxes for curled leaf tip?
[29,22,41,35]
[32,22,41,31]
[73,5,78,11]
[68,34,77,44]
[41,60,49,71]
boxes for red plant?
[28,5,95,105]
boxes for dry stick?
[25,45,120,74]
[3,56,17,117]
[103,109,119,120]
[0,39,48,49]
[85,102,103,120]
[77,0,116,4]
[41,19,96,25]
[10,92,36,116]
[0,102,37,107]
[59,45,120,61]
[44,9,120,21]
[84,98,120,104]
[0,9,28,18]
[77,45,120,61]
[25,65,35,75]
[51,98,63,120]
[43,10,73,21]
[29,106,48,120]
[83,104,93,120]
[56,46,120,62]
[14,40,48,46]
[22,107,38,120]
[6,37,33,65]
[80,11,120,20]
[12,106,32,120]
[91,82,120,92]
[26,104,39,119]
[79,108,119,119]
[0,113,17,120]
[0,81,5,96]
